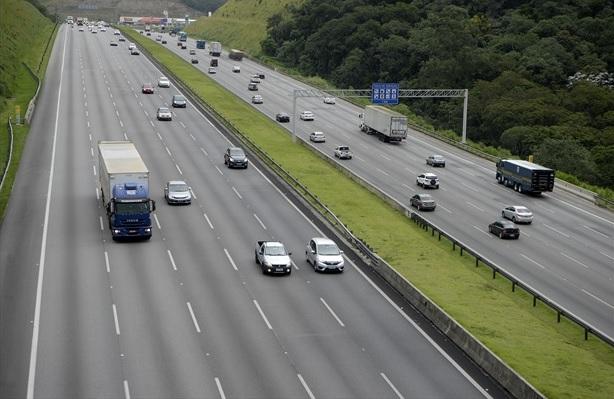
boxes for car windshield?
[420,195,433,200]
[318,244,340,255]
[169,184,188,192]
[230,149,245,157]
[174,96,185,101]
[433,155,444,160]
[265,245,286,256]
[516,207,530,213]
[115,202,149,215]
[159,107,169,112]
[339,147,349,151]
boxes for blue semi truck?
[496,159,555,194]
[98,141,156,240]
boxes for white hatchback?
[305,237,344,273]
[158,76,171,87]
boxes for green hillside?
[185,0,301,56]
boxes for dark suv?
[488,220,520,239]
[172,95,187,108]
[224,147,248,169]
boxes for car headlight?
[145,228,151,232]
[113,229,120,234]
[264,261,271,267]
[229,157,235,162]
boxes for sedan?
[130,48,140,55]
[118,36,126,42]
[309,131,326,143]
[172,95,187,108]
[250,76,261,84]
[109,41,118,46]
[334,146,352,159]
[191,58,199,64]
[305,237,344,273]
[426,154,446,167]
[164,180,192,205]
[128,43,136,50]
[323,97,336,104]
[300,111,314,121]
[141,83,154,94]
[276,113,290,123]
[251,95,263,104]
[232,65,241,73]
[208,67,217,74]
[161,39,167,44]
[224,147,248,169]
[156,107,172,121]
[189,49,196,55]
[489,220,520,239]
[410,194,436,211]
[502,206,533,224]
[158,76,170,87]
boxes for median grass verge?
[124,28,614,398]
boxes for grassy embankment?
[124,27,614,399]
[0,0,57,220]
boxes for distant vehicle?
[323,97,336,104]
[232,65,241,73]
[118,36,126,42]
[255,241,292,275]
[146,32,151,36]
[98,141,155,241]
[158,76,170,88]
[251,95,263,104]
[416,173,439,189]
[78,26,84,32]
[410,194,436,211]
[334,146,352,160]
[164,180,192,205]
[309,131,326,143]
[177,41,183,47]
[359,105,408,143]
[224,147,248,169]
[113,30,120,35]
[208,67,217,74]
[276,113,289,123]
[128,43,136,50]
[300,111,314,121]
[100,27,106,32]
[156,107,172,121]
[502,206,533,224]
[229,49,244,60]
[496,159,555,194]
[110,41,118,46]
[210,59,218,67]
[91,28,97,33]
[172,95,187,108]
[248,82,258,91]
[305,237,344,273]
[489,220,520,239]
[191,58,199,64]
[256,72,265,79]
[196,40,206,49]
[426,155,446,167]
[181,43,187,49]
[250,76,261,84]
[178,31,188,42]
[141,83,154,94]
[156,35,162,41]
[130,48,140,55]
[161,39,167,44]
[209,41,222,56]
[189,49,196,55]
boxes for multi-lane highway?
[150,30,614,337]
[0,25,507,398]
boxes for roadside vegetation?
[0,0,56,220]
[124,27,614,399]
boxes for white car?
[114,30,120,35]
[158,76,171,87]
[232,65,241,73]
[208,67,217,74]
[100,27,106,32]
[300,111,314,121]
[78,26,84,32]
[251,95,263,104]
[502,206,533,224]
[250,76,261,84]
[309,131,326,143]
[91,28,97,33]
[323,97,336,104]
[130,48,140,55]
[416,173,439,189]
[128,43,136,50]
[334,146,352,159]
[164,180,192,205]
[305,237,344,272]
[156,106,172,121]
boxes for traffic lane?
[0,25,71,399]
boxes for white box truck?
[359,105,408,142]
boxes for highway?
[0,25,505,398]
[151,31,614,337]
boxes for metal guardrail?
[133,31,614,349]
[0,117,15,193]
[24,63,41,124]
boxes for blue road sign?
[372,83,399,105]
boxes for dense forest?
[261,0,614,188]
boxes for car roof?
[158,106,169,111]
[424,173,438,177]
[311,131,324,135]
[496,219,515,226]
[312,237,335,246]
[168,180,187,185]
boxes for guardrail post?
[452,242,456,251]
[533,295,537,307]
[492,269,497,279]
[585,329,589,341]
[460,247,463,256]
[438,232,441,241]
[557,312,561,323]
[431,228,435,237]
[512,281,516,292]
[475,257,479,267]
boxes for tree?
[534,138,597,184]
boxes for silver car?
[158,76,171,87]
[164,180,192,205]
[305,237,344,272]
[309,131,326,143]
[502,206,533,224]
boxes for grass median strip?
[124,28,614,398]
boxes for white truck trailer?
[359,105,408,143]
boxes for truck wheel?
[518,185,522,193]
[499,231,504,239]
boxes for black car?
[276,113,290,123]
[224,147,248,169]
[488,220,520,239]
[410,194,436,211]
[172,95,187,108]
[191,58,199,64]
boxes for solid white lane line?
[543,224,570,238]
[320,297,345,327]
[112,304,121,335]
[380,372,404,399]
[583,225,609,239]
[582,289,614,310]
[600,251,614,261]
[253,300,272,329]
[95,187,100,201]
[224,249,238,271]
[154,214,161,230]
[232,186,242,199]
[214,377,226,399]
[401,183,415,192]
[215,166,223,175]
[104,251,110,273]
[376,168,390,176]
[549,196,614,226]
[186,302,202,333]
[123,380,131,399]
[253,214,266,230]
[466,201,484,212]
[200,147,208,156]
[560,252,589,269]
[203,213,214,229]
[438,204,453,214]
[92,165,96,176]
[99,216,104,231]
[167,250,178,271]
[520,254,546,269]
[165,146,172,157]
[472,225,490,237]
[297,374,316,399]
[175,164,183,175]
